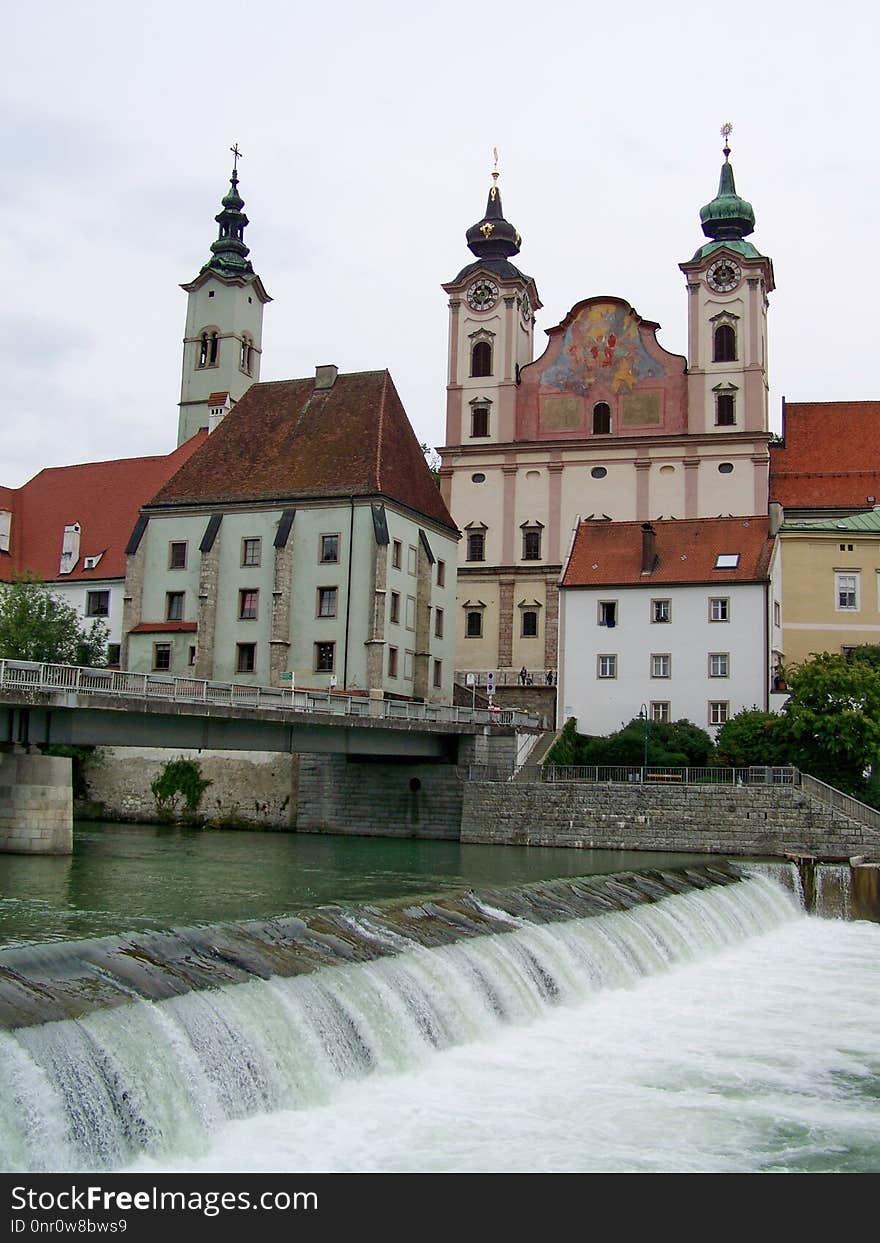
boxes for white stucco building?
[557,514,781,736]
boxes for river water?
[0,824,878,1174]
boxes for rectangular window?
[392,539,402,570]
[522,529,542,561]
[598,601,617,627]
[188,645,196,666]
[437,560,446,588]
[168,541,187,570]
[709,701,730,726]
[388,646,398,678]
[521,609,538,638]
[165,591,184,622]
[315,641,335,673]
[716,394,736,426]
[153,642,172,671]
[709,597,730,622]
[236,642,256,673]
[239,589,259,620]
[433,659,442,689]
[85,590,110,618]
[318,587,338,618]
[650,701,670,723]
[390,591,400,624]
[107,643,121,666]
[651,599,671,624]
[404,650,414,680]
[320,534,340,564]
[651,653,671,678]
[405,596,416,630]
[435,607,444,639]
[774,600,781,627]
[407,545,417,575]
[597,654,617,679]
[471,405,489,438]
[467,531,485,562]
[836,573,859,610]
[466,610,483,638]
[709,652,730,678]
[241,537,261,567]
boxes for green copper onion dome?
[699,140,756,241]
[203,166,254,277]
[466,170,522,260]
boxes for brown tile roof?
[207,392,230,405]
[0,433,207,584]
[150,370,457,532]
[561,515,774,588]
[770,401,880,510]
[129,622,198,633]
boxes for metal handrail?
[0,659,539,729]
[461,763,800,786]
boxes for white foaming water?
[2,875,878,1173]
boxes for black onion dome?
[465,178,522,260]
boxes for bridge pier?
[0,748,73,855]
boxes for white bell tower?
[177,146,271,446]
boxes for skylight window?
[715,553,740,569]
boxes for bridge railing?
[0,660,539,729]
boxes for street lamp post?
[639,703,649,782]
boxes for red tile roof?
[561,515,774,588]
[150,370,457,533]
[129,622,198,633]
[770,401,880,510]
[0,434,207,584]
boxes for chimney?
[640,522,656,574]
[314,364,338,391]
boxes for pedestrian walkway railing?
[800,773,880,835]
[0,660,539,730]
[460,763,800,786]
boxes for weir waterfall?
[1,862,878,1174]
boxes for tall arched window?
[199,331,219,368]
[592,402,612,434]
[471,341,492,377]
[713,324,736,362]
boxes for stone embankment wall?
[296,755,463,839]
[461,781,880,858]
[0,751,72,854]
[82,746,298,829]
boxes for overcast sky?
[3,0,877,489]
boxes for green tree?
[0,573,109,666]
[777,652,880,798]
[551,716,714,768]
[421,442,441,486]
[715,707,783,767]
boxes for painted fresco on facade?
[540,302,665,396]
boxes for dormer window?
[592,402,612,435]
[713,324,737,362]
[471,340,492,377]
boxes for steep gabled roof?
[0,434,207,584]
[770,401,880,510]
[561,515,774,589]
[150,369,457,533]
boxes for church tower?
[679,128,775,440]
[440,160,541,473]
[176,151,272,446]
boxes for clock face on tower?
[466,279,499,312]
[706,258,741,293]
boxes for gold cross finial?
[720,122,732,160]
[230,142,244,172]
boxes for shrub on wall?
[150,758,212,819]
